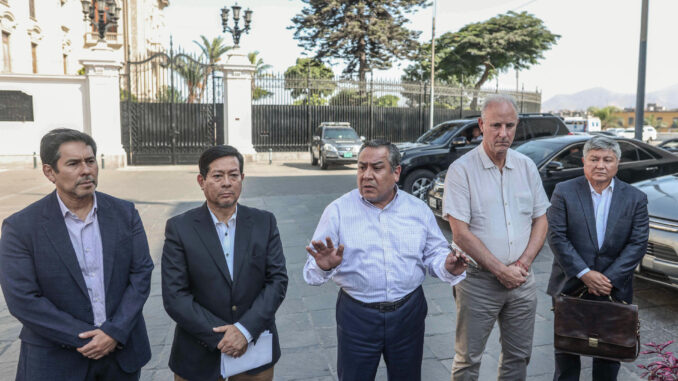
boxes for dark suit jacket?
[162,203,288,380]
[0,191,154,380]
[546,176,649,303]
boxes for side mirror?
[313,136,320,142]
[546,161,564,172]
[451,137,467,146]
[360,136,366,142]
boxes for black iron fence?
[252,73,541,152]
[120,45,224,165]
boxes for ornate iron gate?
[120,43,223,165]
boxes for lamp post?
[221,3,253,48]
[81,0,120,42]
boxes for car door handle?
[645,166,658,171]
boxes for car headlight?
[353,145,361,153]
[323,144,337,152]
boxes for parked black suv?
[397,113,569,199]
[310,122,365,169]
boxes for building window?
[63,54,68,74]
[31,42,37,73]
[672,117,678,128]
[29,0,36,20]
[628,117,634,126]
[2,32,10,72]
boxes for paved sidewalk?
[0,162,674,380]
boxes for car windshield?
[514,139,565,166]
[324,128,359,139]
[416,122,466,145]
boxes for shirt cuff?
[435,257,466,286]
[576,268,591,279]
[303,256,339,285]
[234,322,253,343]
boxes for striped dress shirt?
[303,188,465,303]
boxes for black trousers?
[336,286,427,381]
[554,352,620,381]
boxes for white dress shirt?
[207,206,252,343]
[303,188,465,303]
[577,178,615,278]
[57,193,106,326]
[443,145,550,265]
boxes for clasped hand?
[306,237,344,271]
[213,325,248,357]
[497,262,528,289]
[580,270,612,296]
[77,329,117,360]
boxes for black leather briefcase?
[553,291,640,362]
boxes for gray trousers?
[451,266,537,381]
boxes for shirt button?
[504,202,508,206]
[232,305,237,312]
[508,222,511,226]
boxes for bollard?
[268,148,272,165]
[101,154,105,169]
[33,152,37,169]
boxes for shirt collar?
[208,205,238,226]
[588,178,615,195]
[358,185,400,210]
[56,192,98,220]
[478,144,514,170]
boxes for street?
[0,162,676,380]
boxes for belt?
[340,286,420,313]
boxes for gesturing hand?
[213,325,248,358]
[580,270,612,296]
[77,329,117,360]
[444,249,468,275]
[306,237,344,271]
[497,264,527,289]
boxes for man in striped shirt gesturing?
[304,139,467,381]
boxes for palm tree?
[588,106,622,129]
[194,36,232,102]
[175,57,205,104]
[248,51,273,100]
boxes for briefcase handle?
[568,286,628,305]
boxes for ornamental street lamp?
[221,3,252,48]
[81,0,120,42]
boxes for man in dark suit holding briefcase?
[162,145,288,381]
[547,135,649,380]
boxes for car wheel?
[319,153,328,170]
[310,146,318,166]
[404,169,435,200]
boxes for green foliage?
[77,66,86,75]
[284,58,336,101]
[588,106,622,129]
[120,89,137,102]
[374,94,399,107]
[293,93,328,106]
[249,51,273,100]
[175,57,205,103]
[155,86,185,103]
[644,114,666,128]
[290,0,429,82]
[329,89,369,106]
[194,35,231,66]
[405,11,558,109]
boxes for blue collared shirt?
[56,193,106,326]
[303,188,465,303]
[577,178,615,278]
[207,206,252,343]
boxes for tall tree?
[194,35,231,102]
[176,57,205,104]
[407,11,559,109]
[284,58,336,103]
[290,0,428,82]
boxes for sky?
[163,0,678,102]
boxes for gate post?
[79,41,126,168]
[219,48,256,157]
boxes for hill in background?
[543,84,678,112]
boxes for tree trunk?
[469,64,492,111]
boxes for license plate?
[428,197,438,209]
[343,152,353,158]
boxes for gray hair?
[358,139,401,172]
[583,135,621,160]
[481,94,519,120]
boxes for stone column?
[79,41,126,168]
[219,48,257,157]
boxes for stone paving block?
[275,346,333,380]
[526,344,555,378]
[279,328,320,349]
[424,333,455,360]
[532,319,554,347]
[277,297,305,316]
[303,293,339,311]
[424,314,456,335]
[315,327,337,348]
[277,312,312,333]
[310,309,336,329]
